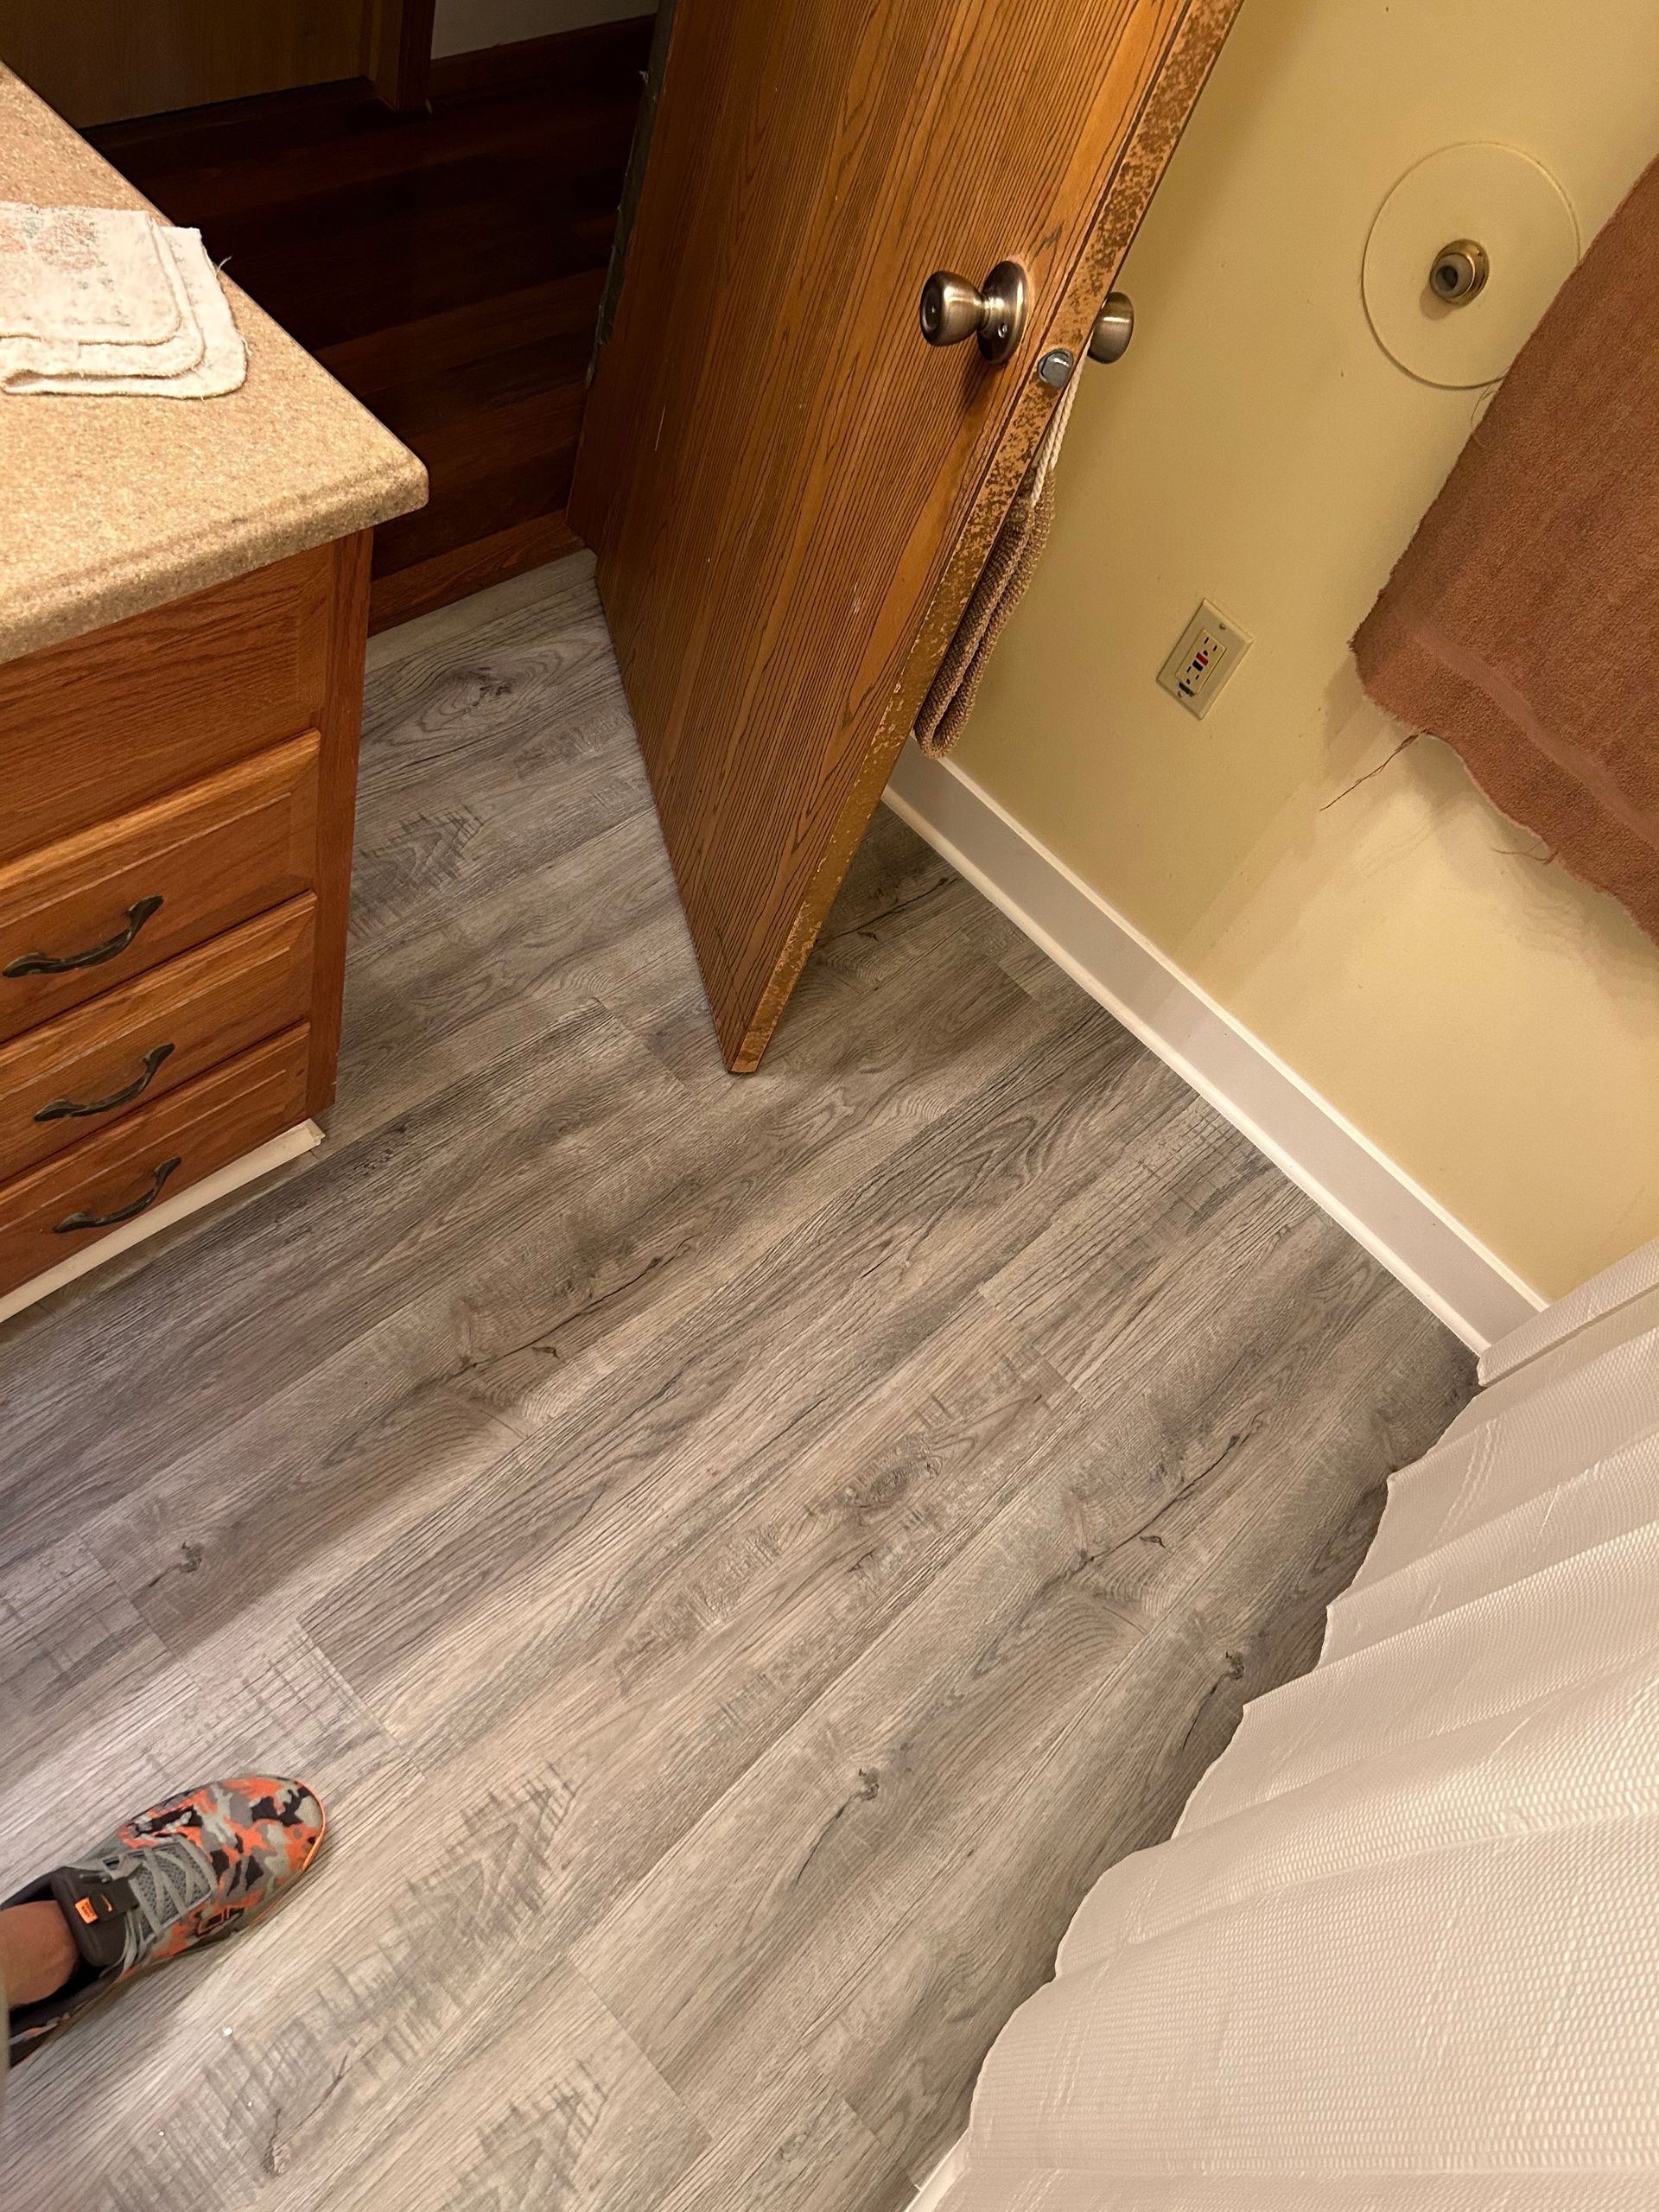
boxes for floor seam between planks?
[0,552,1474,2209]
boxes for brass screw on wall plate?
[1429,239,1490,303]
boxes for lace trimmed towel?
[0,201,246,398]
[912,368,1082,759]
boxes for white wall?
[933,0,1659,1305]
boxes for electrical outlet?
[1158,601,1252,720]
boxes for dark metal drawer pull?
[35,1042,176,1124]
[4,895,165,978]
[54,1154,181,1234]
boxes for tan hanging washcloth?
[913,367,1082,759]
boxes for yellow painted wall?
[951,0,1659,1300]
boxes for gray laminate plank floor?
[0,553,1474,2209]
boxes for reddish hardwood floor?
[91,21,653,628]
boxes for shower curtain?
[934,1238,1659,2209]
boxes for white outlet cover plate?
[1158,600,1252,720]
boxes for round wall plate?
[1363,142,1580,389]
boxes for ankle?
[0,1898,79,2007]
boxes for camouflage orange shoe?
[4,1775,325,2065]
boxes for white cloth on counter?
[0,201,246,398]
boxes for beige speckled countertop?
[0,66,428,667]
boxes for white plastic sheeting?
[937,1245,1659,2210]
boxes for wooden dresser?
[0,531,372,1306]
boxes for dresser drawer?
[0,1025,311,1299]
[0,898,315,1185]
[0,734,319,1046]
[0,543,332,866]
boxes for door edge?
[727,0,1245,1073]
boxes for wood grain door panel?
[0,897,315,1184]
[0,735,320,1045]
[0,1023,311,1299]
[573,0,1238,1069]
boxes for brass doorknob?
[918,260,1029,364]
[1087,291,1135,364]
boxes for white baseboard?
[910,2135,969,2210]
[0,1119,324,1331]
[884,741,1543,1356]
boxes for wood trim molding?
[594,2,678,354]
[427,13,655,102]
[371,0,438,109]
[369,512,582,633]
[308,530,374,1116]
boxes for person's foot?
[3,1775,325,2065]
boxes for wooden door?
[571,0,1239,1071]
